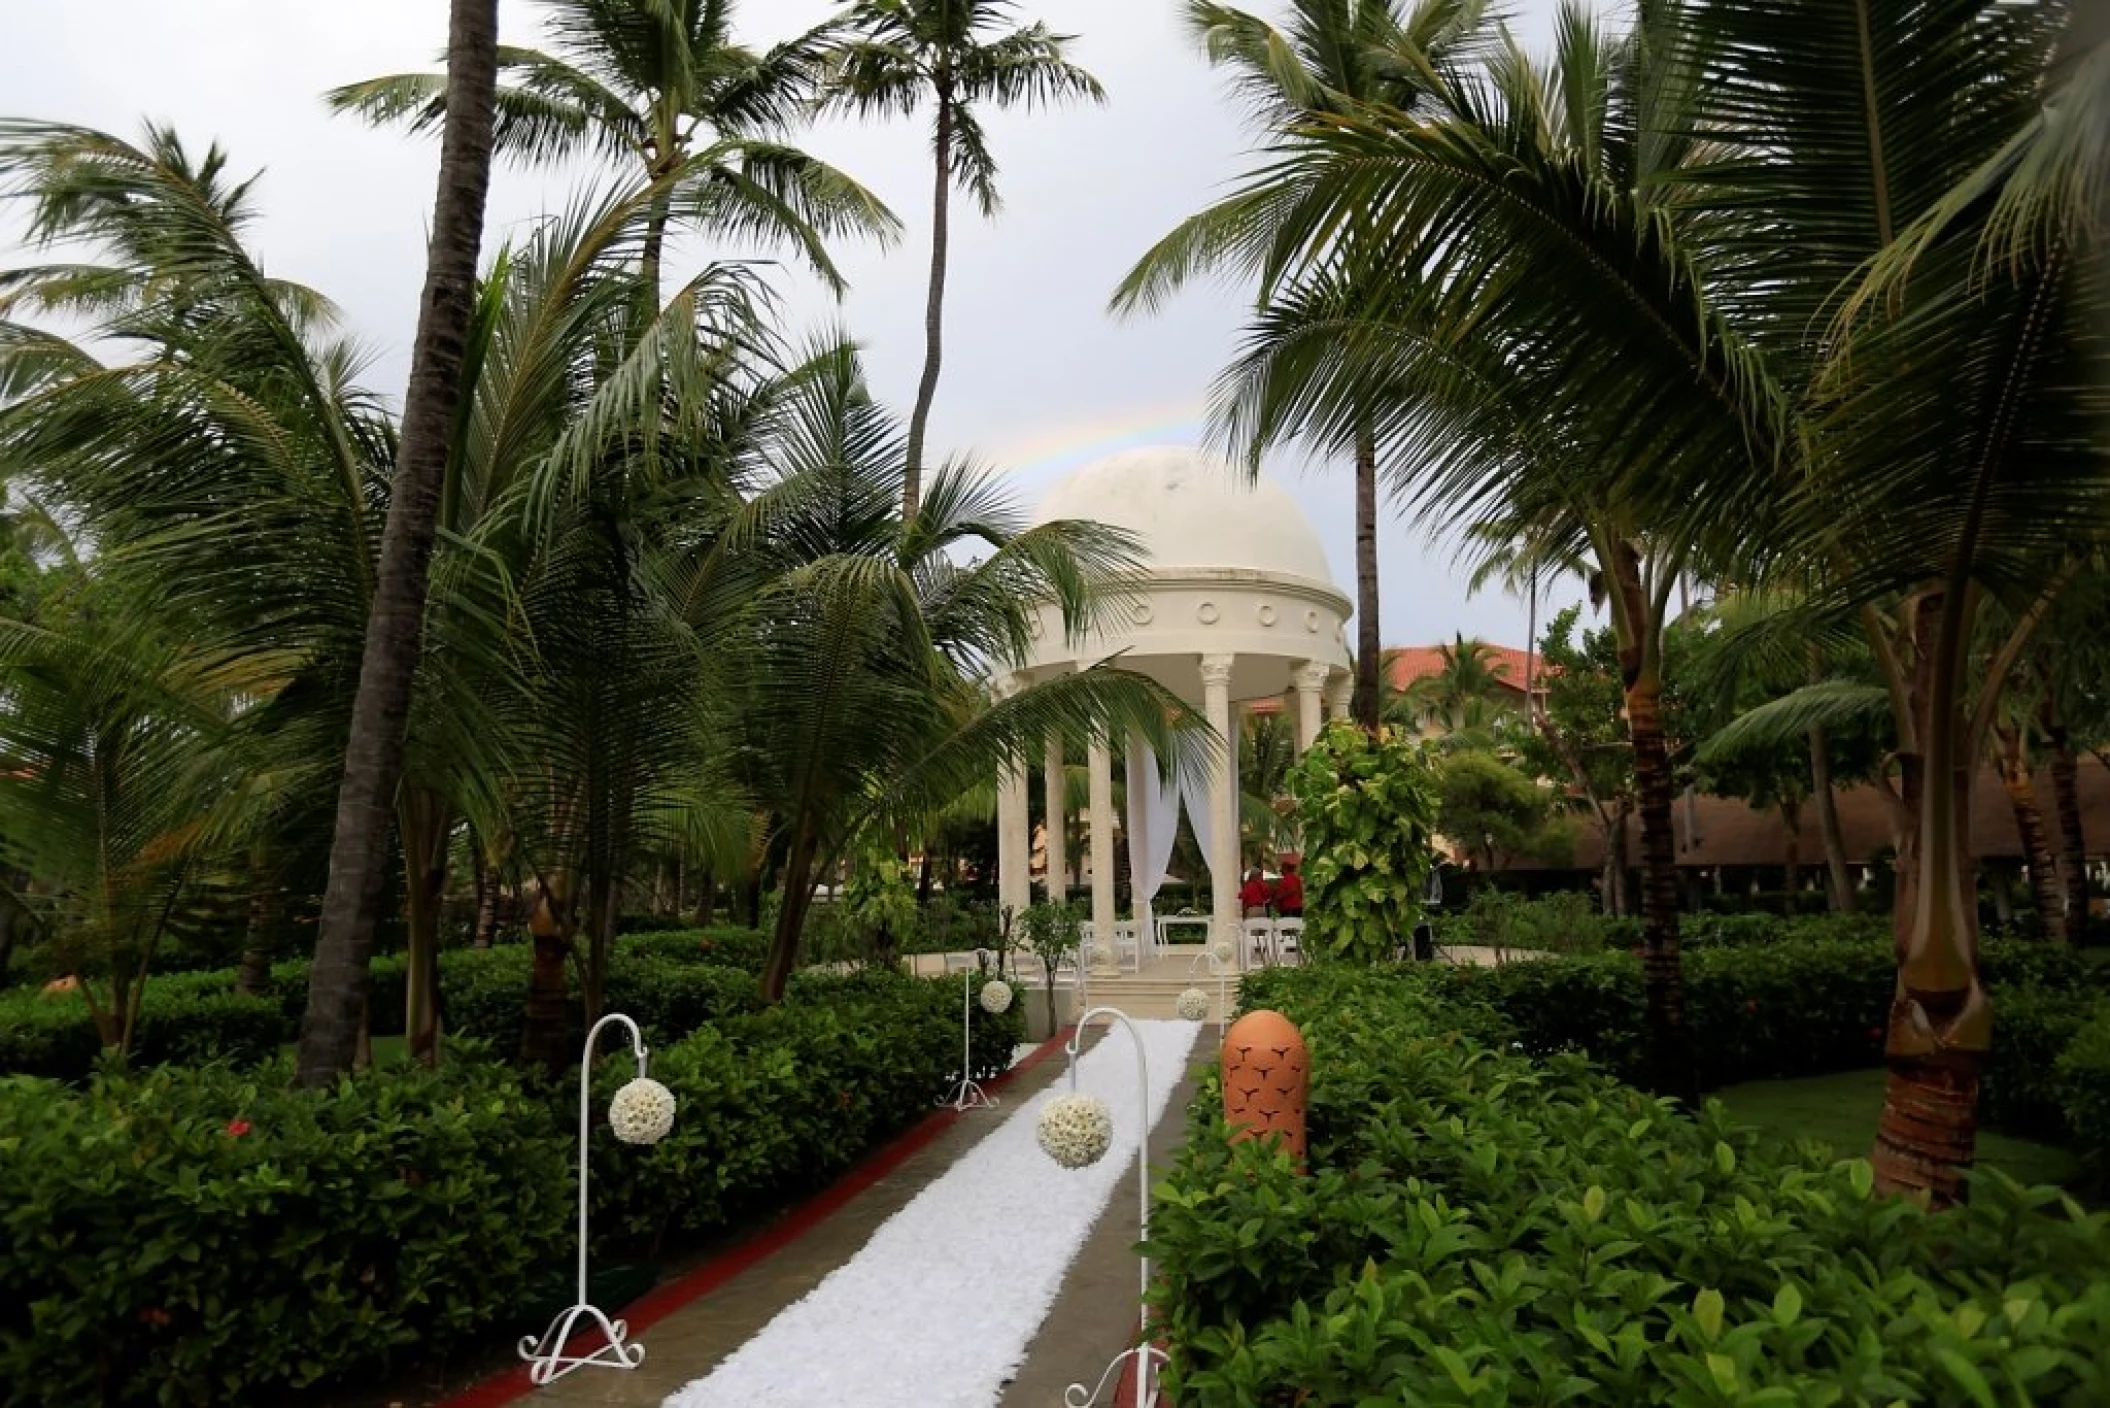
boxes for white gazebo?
[992,445,1354,971]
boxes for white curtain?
[1180,709,1239,912]
[1124,734,1181,959]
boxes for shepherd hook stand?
[519,1013,651,1384]
[1064,1006,1168,1408]
[937,953,997,1111]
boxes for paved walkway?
[467,1024,1214,1408]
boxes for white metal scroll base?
[1064,1006,1162,1408]
[937,957,997,1112]
[519,1012,652,1384]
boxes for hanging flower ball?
[1210,937,1235,966]
[1089,942,1116,969]
[609,1077,677,1146]
[1038,1092,1114,1169]
[1176,987,1212,1022]
[979,979,1014,1015]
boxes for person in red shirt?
[1239,867,1273,919]
[1274,862,1303,918]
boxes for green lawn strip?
[1714,1066,2081,1190]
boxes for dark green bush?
[0,1058,572,1407]
[1406,936,2098,1094]
[1,967,1015,1405]
[1981,985,2098,1141]
[620,925,771,973]
[0,983,291,1080]
[1164,967,2110,1406]
[2057,1007,2110,1195]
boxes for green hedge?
[1156,967,2110,1405]
[0,930,774,1080]
[1396,937,2096,1093]
[0,969,1017,1405]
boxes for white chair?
[1242,918,1277,966]
[1275,918,1304,965]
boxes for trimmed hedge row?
[1397,936,2096,1095]
[1154,967,2110,1405]
[0,928,772,1080]
[0,969,1021,1406]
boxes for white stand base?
[936,1077,997,1112]
[520,1303,645,1384]
[1066,1343,1166,1406]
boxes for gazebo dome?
[1033,446,1334,586]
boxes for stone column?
[1292,661,1329,754]
[1201,653,1242,968]
[1325,671,1353,724]
[993,675,1032,925]
[1042,738,1067,904]
[1087,733,1118,973]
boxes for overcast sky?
[2,0,1594,650]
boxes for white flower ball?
[1089,942,1116,968]
[1037,1092,1114,1169]
[979,979,1014,1015]
[1210,938,1235,965]
[609,1077,677,1146]
[1176,987,1211,1022]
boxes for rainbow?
[986,398,1210,480]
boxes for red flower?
[1629,946,1645,957]
[224,1119,252,1137]
[1744,999,1759,1014]
[1868,1025,1886,1042]
[137,1307,172,1328]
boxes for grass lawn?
[1713,1067,2081,1191]
[275,1034,409,1066]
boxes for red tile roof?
[1383,643,1542,695]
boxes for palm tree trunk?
[236,865,277,997]
[521,878,574,1072]
[471,861,498,948]
[1628,677,1696,1104]
[294,0,500,1088]
[761,824,822,1004]
[694,868,716,928]
[1809,723,1854,912]
[1872,588,1991,1208]
[2040,689,2088,938]
[1994,724,2063,939]
[901,83,954,523]
[400,789,450,1066]
[1351,426,1382,731]
[1779,801,1802,899]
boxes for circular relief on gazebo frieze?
[1130,601,1153,625]
[1257,604,1278,626]
[1305,609,1321,632]
[1027,616,1043,639]
[1197,601,1221,625]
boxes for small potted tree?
[1016,901,1083,1040]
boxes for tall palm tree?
[821,0,1104,521]
[1112,0,1488,731]
[712,338,1200,1001]
[1390,633,1517,736]
[297,0,504,1086]
[328,0,899,298]
[1175,0,2101,1194]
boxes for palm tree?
[711,338,1199,1001]
[1178,0,2101,1194]
[327,0,899,298]
[1389,633,1517,737]
[296,0,505,1086]
[1112,0,1487,732]
[821,0,1104,522]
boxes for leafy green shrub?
[0,1058,572,1406]
[1164,967,2110,1406]
[1283,723,1438,962]
[0,983,291,1080]
[1,967,1020,1404]
[621,925,770,972]
[1438,888,1622,955]
[1982,985,2097,1141]
[1408,937,2098,1095]
[2056,1007,2110,1195]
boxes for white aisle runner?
[662,1019,1202,1408]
